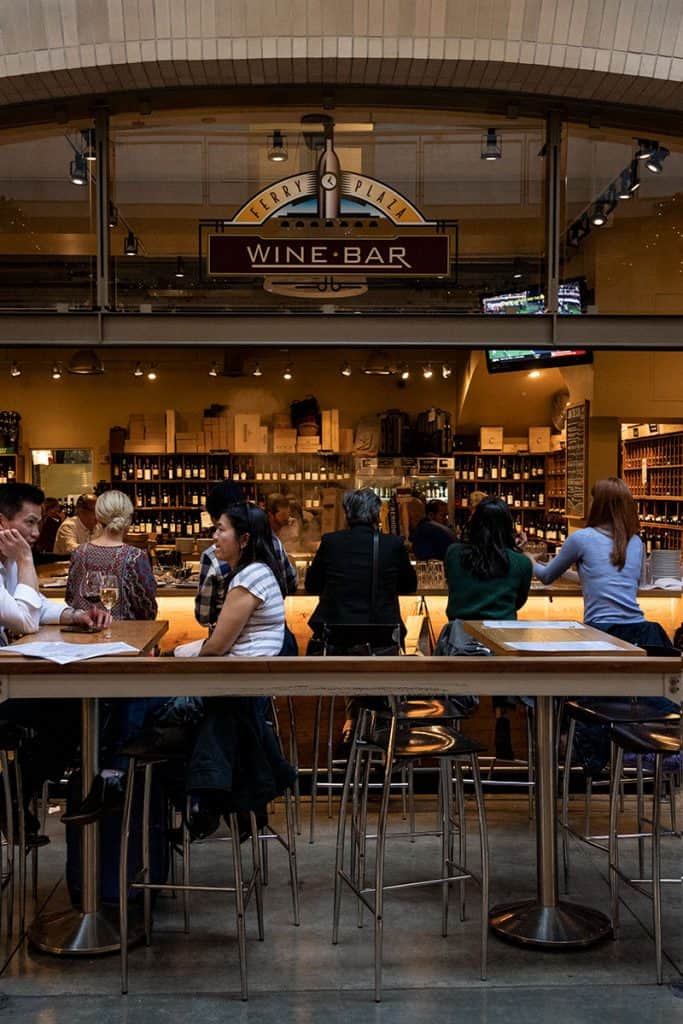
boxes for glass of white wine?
[100,573,119,640]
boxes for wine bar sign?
[205,130,452,282]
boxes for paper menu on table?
[505,640,622,652]
[481,621,584,630]
[0,642,138,665]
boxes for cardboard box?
[273,428,297,453]
[339,427,354,453]
[321,409,340,451]
[528,426,551,453]
[480,426,504,452]
[233,413,262,452]
[165,409,177,453]
[124,441,165,454]
[296,436,321,453]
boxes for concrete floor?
[0,790,681,1023]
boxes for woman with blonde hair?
[66,489,157,621]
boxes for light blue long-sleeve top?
[533,526,644,625]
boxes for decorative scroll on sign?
[566,401,589,520]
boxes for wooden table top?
[10,620,169,657]
[462,620,645,658]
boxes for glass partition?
[32,448,94,500]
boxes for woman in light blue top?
[534,477,678,774]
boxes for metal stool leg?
[309,696,323,844]
[13,754,27,936]
[119,761,136,995]
[286,698,302,835]
[332,714,364,945]
[227,813,248,1001]
[1,752,16,938]
[608,747,624,937]
[142,765,153,946]
[561,718,576,892]
[652,753,664,984]
[470,754,489,981]
[249,812,265,942]
[182,796,191,934]
[283,787,300,926]
[326,697,336,819]
[373,713,397,1003]
[439,759,450,938]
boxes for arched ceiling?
[2,1,683,123]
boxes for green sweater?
[444,542,533,621]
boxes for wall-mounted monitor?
[482,280,584,316]
[485,348,593,374]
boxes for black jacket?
[305,524,417,638]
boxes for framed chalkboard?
[566,401,589,519]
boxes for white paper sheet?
[481,620,584,630]
[505,640,622,653]
[0,641,138,665]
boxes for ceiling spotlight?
[441,364,452,379]
[591,202,607,227]
[481,128,502,161]
[528,369,541,379]
[9,361,21,377]
[617,169,633,199]
[133,362,144,377]
[69,152,88,186]
[124,230,138,256]
[635,138,659,161]
[174,256,185,278]
[51,362,63,380]
[512,258,524,279]
[252,363,263,377]
[628,159,641,193]
[268,130,288,163]
[208,362,220,377]
[645,146,669,174]
[399,363,410,381]
[340,361,352,377]
[422,363,434,379]
[82,129,96,161]
[108,201,118,228]
[146,365,158,381]
[282,363,293,380]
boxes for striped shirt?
[226,562,285,657]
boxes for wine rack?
[622,429,683,551]
[0,455,22,485]
[110,451,354,538]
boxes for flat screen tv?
[485,347,593,374]
[482,280,584,316]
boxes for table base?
[28,904,144,956]
[489,899,612,948]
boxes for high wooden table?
[462,620,653,950]
[0,636,679,958]
[6,621,168,956]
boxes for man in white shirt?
[53,492,99,555]
[0,483,107,842]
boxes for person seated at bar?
[54,491,100,554]
[0,482,108,843]
[195,482,245,629]
[62,489,160,825]
[35,497,63,554]
[444,496,533,759]
[410,498,458,560]
[305,487,417,748]
[531,477,679,771]
[176,502,295,838]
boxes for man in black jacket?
[305,488,417,742]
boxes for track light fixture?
[146,365,158,381]
[399,364,410,381]
[174,256,185,278]
[108,201,118,228]
[422,363,433,379]
[441,363,452,379]
[133,362,144,377]
[340,361,352,377]
[645,147,669,174]
[252,363,263,377]
[282,363,293,380]
[124,231,138,256]
[617,169,633,199]
[591,203,607,227]
[268,130,288,163]
[69,152,88,186]
[635,138,659,161]
[9,361,21,377]
[628,159,641,193]
[82,129,96,162]
[481,128,502,160]
[51,362,63,380]
[208,362,220,377]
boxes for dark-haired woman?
[444,497,533,758]
[532,477,678,773]
[180,503,295,837]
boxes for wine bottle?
[317,133,341,218]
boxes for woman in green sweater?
[444,496,533,758]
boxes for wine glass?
[99,573,119,640]
[83,570,101,609]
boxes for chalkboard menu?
[566,401,589,519]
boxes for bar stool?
[607,716,681,983]
[119,750,264,1002]
[332,701,489,1002]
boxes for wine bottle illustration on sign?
[317,127,341,219]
